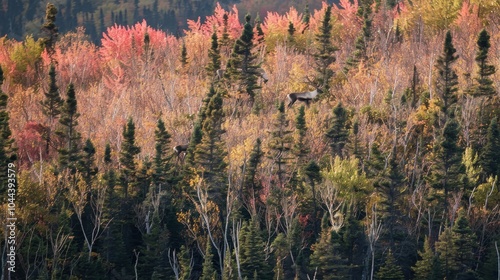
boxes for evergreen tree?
[309,215,348,279]
[325,102,349,158]
[180,41,188,68]
[119,118,141,198]
[206,31,221,78]
[287,21,296,45]
[239,220,271,280]
[472,29,496,99]
[436,227,458,279]
[435,30,459,123]
[41,65,63,155]
[153,118,173,187]
[268,101,294,186]
[375,250,404,280]
[293,105,309,164]
[0,67,16,201]
[303,4,310,32]
[40,3,59,58]
[428,117,464,219]
[412,238,441,280]
[194,89,228,207]
[201,240,217,280]
[314,5,337,94]
[226,14,261,102]
[480,117,500,178]
[179,245,193,280]
[57,83,81,173]
[345,0,372,72]
[242,138,263,212]
[346,118,362,159]
[452,211,477,274]
[79,138,97,186]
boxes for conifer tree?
[239,221,271,280]
[206,31,221,78]
[472,29,496,99]
[41,65,63,155]
[287,21,296,45]
[375,250,404,280]
[194,89,228,207]
[0,67,16,201]
[436,227,458,279]
[120,117,141,198]
[79,138,97,186]
[345,0,372,72]
[180,41,188,68]
[57,83,81,173]
[435,30,459,123]
[179,245,193,280]
[153,118,173,186]
[480,117,500,178]
[268,101,294,186]
[201,240,217,280]
[412,238,441,280]
[325,102,349,158]
[293,105,309,164]
[40,3,59,58]
[452,211,477,274]
[346,119,362,159]
[314,5,337,94]
[226,14,261,102]
[243,138,263,210]
[303,4,310,32]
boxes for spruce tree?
[452,211,477,275]
[344,0,372,73]
[226,14,261,102]
[375,250,404,280]
[40,3,59,58]
[293,106,309,163]
[239,221,271,280]
[79,138,97,186]
[435,30,459,123]
[314,5,337,94]
[153,118,173,187]
[268,101,294,186]
[480,117,500,178]
[412,238,441,280]
[41,65,63,155]
[180,41,188,68]
[206,31,221,78]
[436,227,458,279]
[201,240,217,280]
[57,83,81,173]
[0,67,16,201]
[243,138,263,210]
[325,102,349,158]
[119,118,141,198]
[472,29,496,99]
[194,89,228,208]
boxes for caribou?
[287,88,322,108]
[216,68,269,83]
[173,144,188,157]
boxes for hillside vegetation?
[1,0,500,279]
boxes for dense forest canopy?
[1,0,500,279]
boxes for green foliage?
[240,221,271,280]
[180,40,188,67]
[325,102,349,158]
[293,105,309,163]
[435,30,459,121]
[153,118,173,186]
[119,117,141,198]
[375,250,404,280]
[0,67,16,202]
[314,5,337,94]
[452,211,477,274]
[412,238,441,280]
[480,117,500,178]
[40,3,59,56]
[41,64,63,154]
[79,138,97,186]
[201,240,217,280]
[206,31,221,78]
[268,101,294,186]
[472,29,496,99]
[56,83,81,172]
[436,227,458,279]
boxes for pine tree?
[435,30,459,123]
[375,250,404,280]
[206,31,221,78]
[325,102,349,158]
[268,101,294,186]
[41,65,63,155]
[314,5,337,94]
[57,83,81,173]
[412,238,441,280]
[0,67,16,201]
[119,118,141,198]
[226,14,261,102]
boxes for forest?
[1,0,500,279]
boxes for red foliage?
[262,7,307,35]
[16,122,48,167]
[197,3,243,39]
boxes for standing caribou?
[287,88,322,107]
[216,68,269,83]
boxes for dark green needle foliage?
[57,83,81,173]
[375,250,404,280]
[314,5,337,94]
[325,102,349,158]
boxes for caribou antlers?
[287,77,323,108]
